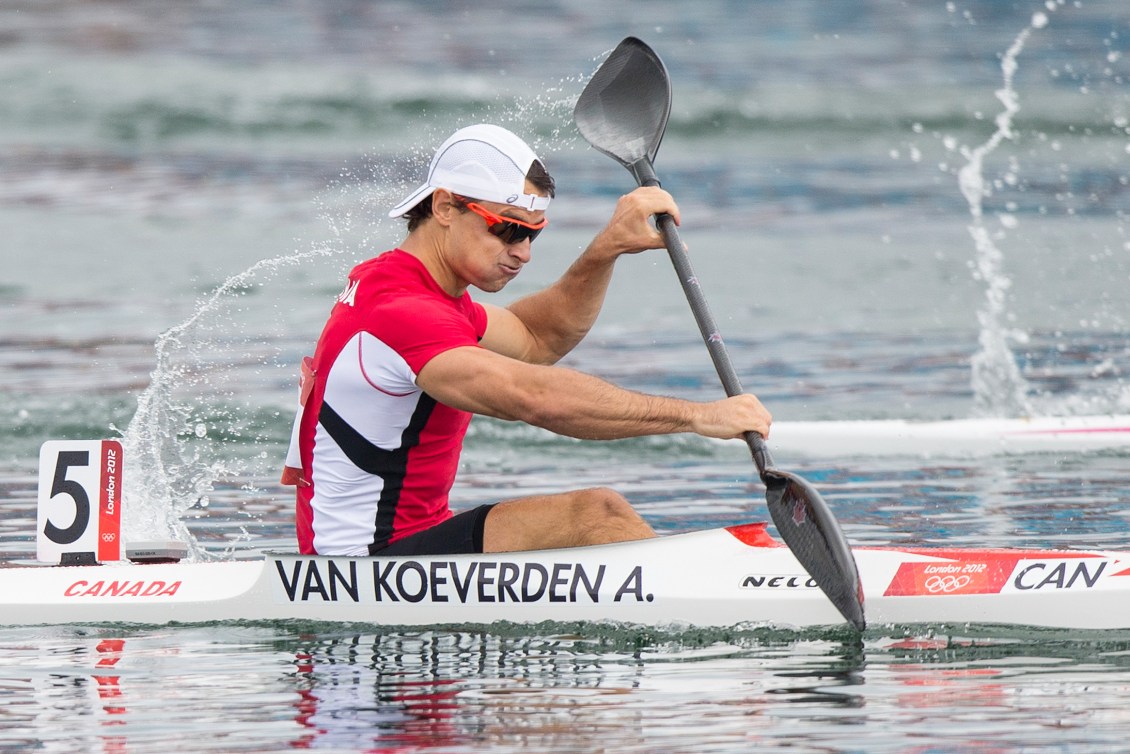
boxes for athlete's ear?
[431,189,460,228]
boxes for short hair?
[403,159,556,232]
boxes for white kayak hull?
[4,523,1130,630]
[768,414,1130,457]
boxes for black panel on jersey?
[318,396,437,553]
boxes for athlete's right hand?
[692,394,772,440]
[588,186,681,261]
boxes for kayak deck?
[3,523,1129,631]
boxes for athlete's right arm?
[415,345,771,441]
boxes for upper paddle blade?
[764,469,865,630]
[574,37,672,172]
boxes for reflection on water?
[6,625,1130,753]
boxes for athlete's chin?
[476,274,518,293]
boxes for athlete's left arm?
[479,187,679,365]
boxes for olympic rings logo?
[925,574,972,593]
[101,533,116,542]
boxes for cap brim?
[387,183,435,218]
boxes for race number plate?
[37,440,123,563]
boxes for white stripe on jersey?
[309,331,423,555]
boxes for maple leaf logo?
[792,498,808,526]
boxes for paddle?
[574,37,865,630]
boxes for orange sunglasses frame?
[456,196,548,244]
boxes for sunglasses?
[457,198,548,244]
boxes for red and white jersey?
[290,250,488,555]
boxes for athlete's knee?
[571,488,654,542]
[573,487,633,519]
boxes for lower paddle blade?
[574,37,671,170]
[764,469,866,630]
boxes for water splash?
[115,167,387,557]
[120,242,340,557]
[958,11,1051,417]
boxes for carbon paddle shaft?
[575,36,864,629]
[635,167,774,476]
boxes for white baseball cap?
[388,124,552,218]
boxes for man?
[283,123,771,557]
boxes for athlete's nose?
[509,238,532,264]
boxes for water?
[2,0,1130,750]
[10,627,1130,753]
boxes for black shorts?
[372,504,495,556]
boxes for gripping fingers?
[695,395,771,440]
[737,394,772,439]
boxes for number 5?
[43,450,91,545]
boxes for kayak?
[5,522,1130,630]
[767,414,1130,457]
